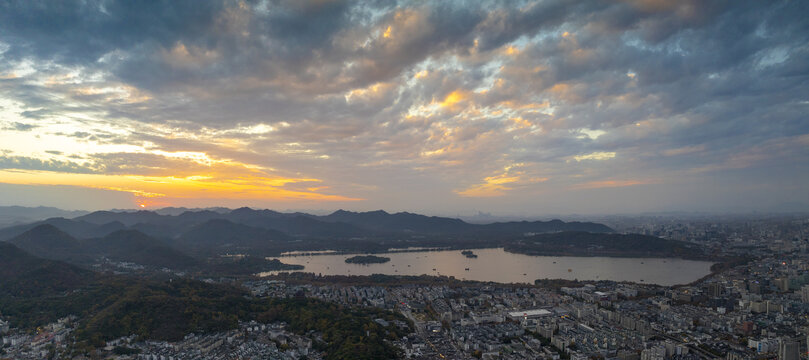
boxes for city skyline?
[1,0,807,214]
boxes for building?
[800,285,809,303]
[507,309,552,321]
[775,278,790,292]
[778,338,799,360]
[707,283,723,297]
[748,338,779,353]
[641,345,666,360]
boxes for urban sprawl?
[2,215,808,360]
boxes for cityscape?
[1,210,808,359]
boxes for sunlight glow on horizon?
[0,169,363,208]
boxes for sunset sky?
[0,0,807,215]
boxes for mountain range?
[0,207,613,242]
[6,224,197,269]
[0,207,621,272]
[0,205,89,228]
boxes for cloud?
[0,155,97,174]
[456,163,548,198]
[19,109,51,119]
[574,152,616,162]
[663,145,705,156]
[2,122,37,131]
[0,168,362,204]
[570,179,658,190]
[0,0,807,212]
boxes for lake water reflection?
[264,248,714,286]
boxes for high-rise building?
[708,283,723,297]
[800,285,809,303]
[775,278,790,292]
[641,345,666,360]
[778,338,799,360]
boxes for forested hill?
[0,243,411,359]
[0,210,709,266]
[6,225,197,270]
[0,242,96,297]
[317,209,614,234]
[504,231,703,258]
[0,207,613,243]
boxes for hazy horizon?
[1,202,807,220]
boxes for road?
[399,305,447,359]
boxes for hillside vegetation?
[0,243,410,359]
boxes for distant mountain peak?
[25,223,64,234]
[7,223,83,261]
[12,224,79,244]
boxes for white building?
[507,309,552,321]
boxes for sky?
[0,0,807,215]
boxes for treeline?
[267,272,533,289]
[505,231,705,259]
[1,272,409,359]
[345,255,391,264]
[73,282,411,359]
[256,298,410,359]
[201,256,304,276]
[74,279,246,344]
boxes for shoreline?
[270,246,718,263]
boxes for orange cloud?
[440,90,469,109]
[0,169,362,206]
[456,174,520,197]
[502,45,520,56]
[413,70,429,79]
[548,83,581,102]
[456,164,548,197]
[509,117,533,130]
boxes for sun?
[139,204,146,208]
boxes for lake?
[263,248,714,286]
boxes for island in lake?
[345,255,391,264]
[461,250,478,258]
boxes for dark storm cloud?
[0,0,225,64]
[261,0,354,49]
[474,0,587,51]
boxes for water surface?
[263,248,713,286]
